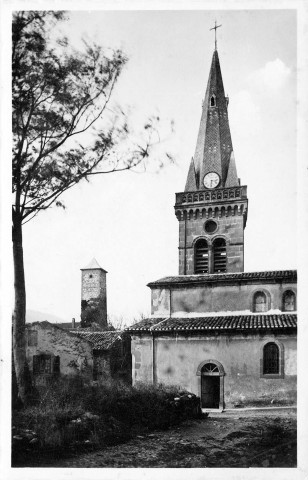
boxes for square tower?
[81,258,107,329]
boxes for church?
[127,36,297,411]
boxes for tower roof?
[184,157,197,191]
[185,49,239,191]
[81,258,107,272]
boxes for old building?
[127,42,297,411]
[80,258,108,329]
[25,321,131,384]
[25,258,131,384]
[75,329,131,383]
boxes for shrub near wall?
[12,377,201,464]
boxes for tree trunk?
[12,215,30,405]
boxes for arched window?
[282,290,296,311]
[201,363,220,374]
[213,238,226,273]
[253,291,268,312]
[194,239,209,274]
[263,343,279,375]
[210,95,216,107]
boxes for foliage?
[12,377,200,463]
[12,10,174,225]
[12,10,174,404]
[106,313,128,330]
[80,298,106,328]
[107,312,148,331]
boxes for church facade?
[127,46,297,411]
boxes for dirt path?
[27,408,297,468]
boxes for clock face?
[203,172,220,189]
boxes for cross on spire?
[210,20,222,50]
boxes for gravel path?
[31,408,296,468]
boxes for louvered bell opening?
[195,239,209,274]
[213,238,226,273]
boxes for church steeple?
[175,39,248,276]
[186,49,239,191]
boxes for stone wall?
[26,322,132,385]
[81,269,106,302]
[25,322,93,381]
[81,268,107,327]
[178,205,245,275]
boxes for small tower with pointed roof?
[81,258,107,329]
[175,39,248,275]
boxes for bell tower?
[175,40,248,275]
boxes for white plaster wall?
[131,332,297,407]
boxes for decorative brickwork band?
[175,203,248,221]
[176,186,247,206]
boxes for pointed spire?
[185,49,239,191]
[185,157,197,191]
[81,258,107,272]
[225,151,239,187]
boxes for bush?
[12,377,201,463]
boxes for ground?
[21,407,296,468]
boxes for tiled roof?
[148,270,297,287]
[74,331,123,350]
[126,314,297,333]
[126,317,166,332]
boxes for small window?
[282,290,296,311]
[33,355,60,375]
[263,343,279,375]
[27,330,38,347]
[53,356,60,374]
[33,354,52,375]
[210,95,216,107]
[194,239,209,274]
[253,291,268,312]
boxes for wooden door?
[201,375,220,408]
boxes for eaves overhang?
[147,270,297,289]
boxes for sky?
[10,9,298,325]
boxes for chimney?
[72,318,76,329]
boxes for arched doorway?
[196,360,225,410]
